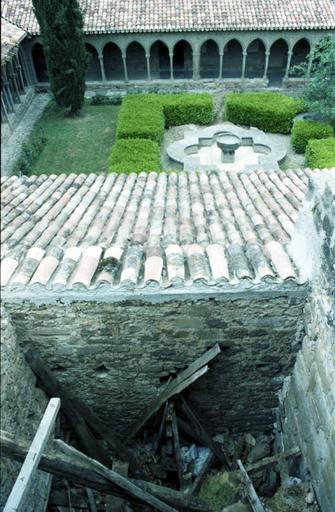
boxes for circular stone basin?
[217,134,241,152]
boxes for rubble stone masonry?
[0,307,51,511]
[282,173,335,512]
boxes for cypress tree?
[32,0,88,114]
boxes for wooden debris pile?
[1,343,313,511]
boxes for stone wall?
[0,307,51,511]
[4,288,306,438]
[282,173,335,512]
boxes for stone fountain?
[216,133,241,163]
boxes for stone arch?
[222,39,243,78]
[85,43,101,80]
[103,42,124,80]
[126,41,147,80]
[290,38,311,76]
[268,39,288,86]
[150,41,170,79]
[173,40,193,79]
[245,39,266,78]
[32,43,48,82]
[200,39,220,78]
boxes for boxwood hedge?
[109,138,161,173]
[159,93,214,127]
[116,95,164,144]
[225,92,304,134]
[305,137,335,169]
[291,120,333,153]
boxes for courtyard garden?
[12,90,335,177]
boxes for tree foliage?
[32,0,88,114]
[295,36,335,127]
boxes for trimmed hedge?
[109,138,161,173]
[225,92,304,134]
[159,93,214,127]
[291,120,333,153]
[305,137,335,169]
[116,95,164,144]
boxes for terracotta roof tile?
[3,169,333,292]
[2,0,335,35]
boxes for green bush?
[90,94,122,106]
[160,93,214,127]
[305,137,335,168]
[12,129,47,175]
[109,138,161,173]
[291,120,333,153]
[116,95,164,144]
[225,92,304,134]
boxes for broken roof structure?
[1,169,320,295]
[2,0,335,35]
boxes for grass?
[29,100,119,175]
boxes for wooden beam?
[4,398,60,512]
[245,446,300,475]
[169,403,185,488]
[237,459,265,512]
[181,397,230,469]
[126,344,221,442]
[1,433,209,512]
[23,347,140,474]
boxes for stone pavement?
[1,93,50,177]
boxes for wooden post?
[4,398,60,512]
[237,459,265,512]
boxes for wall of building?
[282,174,335,512]
[4,288,307,438]
[0,307,51,511]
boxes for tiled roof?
[1,18,26,64]
[1,170,313,292]
[1,0,335,35]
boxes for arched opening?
[222,40,243,78]
[173,40,193,79]
[200,40,220,78]
[103,42,124,80]
[32,43,48,82]
[245,39,266,78]
[85,44,101,81]
[268,39,288,86]
[126,42,147,80]
[150,41,170,79]
[290,39,311,76]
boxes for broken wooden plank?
[170,402,185,488]
[155,401,169,453]
[237,459,265,512]
[4,398,60,512]
[86,488,98,512]
[181,397,230,469]
[245,446,301,475]
[24,347,140,474]
[188,452,215,495]
[1,433,209,511]
[126,344,221,442]
[177,417,204,445]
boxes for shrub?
[109,138,161,173]
[160,93,214,127]
[116,95,164,144]
[291,120,333,153]
[90,94,122,106]
[225,92,304,134]
[12,129,47,175]
[305,137,335,168]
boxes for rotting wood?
[1,433,209,512]
[188,452,215,495]
[23,347,140,474]
[169,402,185,488]
[155,401,169,453]
[181,397,230,469]
[86,488,98,512]
[177,417,204,445]
[49,489,105,510]
[245,446,301,475]
[126,344,221,443]
[4,398,60,512]
[237,459,266,512]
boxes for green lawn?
[29,101,119,175]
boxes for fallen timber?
[1,433,210,512]
[126,344,221,442]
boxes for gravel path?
[1,94,51,176]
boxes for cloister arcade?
[26,32,323,87]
